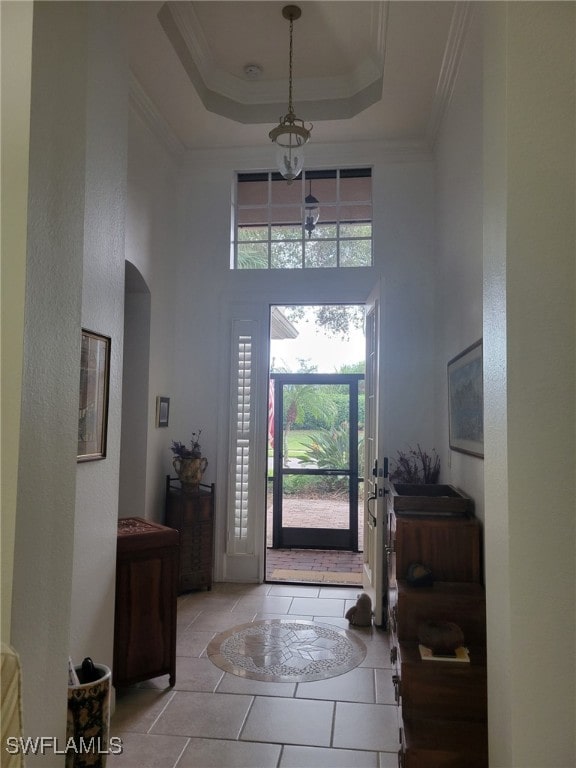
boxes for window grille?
[232,168,372,269]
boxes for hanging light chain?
[287,14,294,116]
[268,4,311,183]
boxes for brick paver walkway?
[265,492,364,582]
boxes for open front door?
[270,373,362,551]
[363,281,388,626]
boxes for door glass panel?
[271,373,362,550]
[281,384,350,467]
[281,475,350,530]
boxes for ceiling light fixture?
[304,178,320,238]
[244,64,262,80]
[269,5,312,184]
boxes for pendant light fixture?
[304,178,320,238]
[269,5,312,184]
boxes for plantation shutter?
[228,320,256,554]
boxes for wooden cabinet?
[165,476,215,593]
[390,514,482,585]
[386,496,488,767]
[400,717,489,768]
[113,517,178,688]
[394,580,486,646]
[397,640,487,722]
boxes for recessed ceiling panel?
[124,1,461,151]
[159,1,387,122]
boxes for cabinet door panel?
[401,717,488,768]
[119,559,169,679]
[165,482,215,593]
[394,516,481,582]
[398,642,487,723]
[114,518,178,688]
[396,580,486,646]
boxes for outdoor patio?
[265,492,364,584]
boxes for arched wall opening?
[119,261,151,518]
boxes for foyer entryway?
[267,305,365,585]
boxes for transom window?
[232,168,372,270]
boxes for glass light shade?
[269,113,312,184]
[274,139,305,184]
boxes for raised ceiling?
[123,1,470,154]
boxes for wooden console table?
[113,517,179,687]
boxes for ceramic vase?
[173,456,208,493]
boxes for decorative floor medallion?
[207,619,367,683]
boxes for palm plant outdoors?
[300,422,365,494]
[281,382,338,465]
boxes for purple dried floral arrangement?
[389,444,440,484]
[171,431,202,458]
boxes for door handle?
[372,458,389,478]
[367,494,377,527]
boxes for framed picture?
[156,396,170,427]
[78,329,111,461]
[447,339,484,458]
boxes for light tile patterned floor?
[109,583,400,768]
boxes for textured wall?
[434,11,484,516]
[483,4,575,765]
[70,2,128,672]
[0,0,33,643]
[11,2,88,750]
[11,3,128,756]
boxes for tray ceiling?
[123,1,468,153]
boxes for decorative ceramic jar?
[173,455,208,493]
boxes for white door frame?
[362,280,387,626]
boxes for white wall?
[376,160,437,455]
[483,4,575,765]
[10,3,127,757]
[435,6,575,764]
[0,0,32,643]
[70,2,128,670]
[434,11,484,517]
[125,109,180,522]
[162,144,437,580]
[11,2,88,750]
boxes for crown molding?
[127,71,429,170]
[129,71,185,158]
[177,139,432,172]
[426,1,473,149]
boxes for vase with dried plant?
[171,431,207,492]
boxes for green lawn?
[269,428,364,458]
[270,429,315,459]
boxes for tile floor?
[109,582,400,768]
